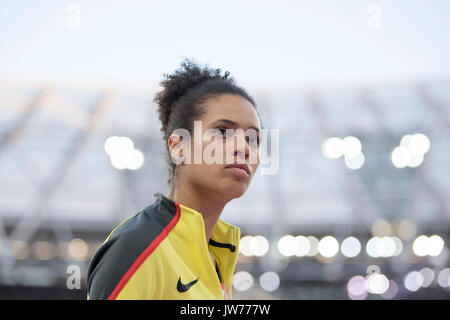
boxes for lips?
[225,163,250,175]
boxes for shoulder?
[87,202,180,299]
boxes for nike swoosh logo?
[177,276,199,293]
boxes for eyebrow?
[210,118,260,132]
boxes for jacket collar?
[153,192,240,249]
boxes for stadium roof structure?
[0,79,449,243]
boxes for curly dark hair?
[153,57,260,186]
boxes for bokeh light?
[342,136,362,158]
[428,235,444,257]
[105,136,144,170]
[318,236,339,258]
[397,220,417,240]
[437,268,450,288]
[391,236,404,257]
[31,241,56,261]
[249,235,270,257]
[347,275,367,300]
[344,151,365,170]
[306,236,319,257]
[232,271,254,292]
[68,238,89,261]
[419,267,435,288]
[278,235,297,257]
[412,235,445,257]
[239,236,253,257]
[365,273,389,294]
[391,146,411,168]
[381,280,399,299]
[392,133,430,169]
[412,235,429,257]
[294,235,311,257]
[404,271,424,292]
[409,133,430,155]
[407,153,424,168]
[377,237,397,257]
[11,240,30,260]
[127,149,145,170]
[371,219,392,237]
[340,236,361,258]
[104,136,134,157]
[322,137,343,159]
[259,271,280,292]
[366,237,381,258]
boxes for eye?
[216,126,227,135]
[215,126,233,137]
[246,134,260,146]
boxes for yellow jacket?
[87,192,241,300]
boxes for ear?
[168,133,184,165]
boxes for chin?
[221,183,248,201]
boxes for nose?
[233,130,250,161]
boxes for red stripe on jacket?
[108,203,181,300]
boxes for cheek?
[250,152,260,169]
[251,163,259,176]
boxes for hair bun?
[154,57,233,134]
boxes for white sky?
[0,0,449,90]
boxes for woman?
[87,58,262,300]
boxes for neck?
[168,183,227,243]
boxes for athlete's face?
[174,94,261,201]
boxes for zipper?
[196,217,225,298]
[214,257,222,282]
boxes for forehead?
[200,94,260,129]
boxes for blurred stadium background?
[1,1,450,299]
